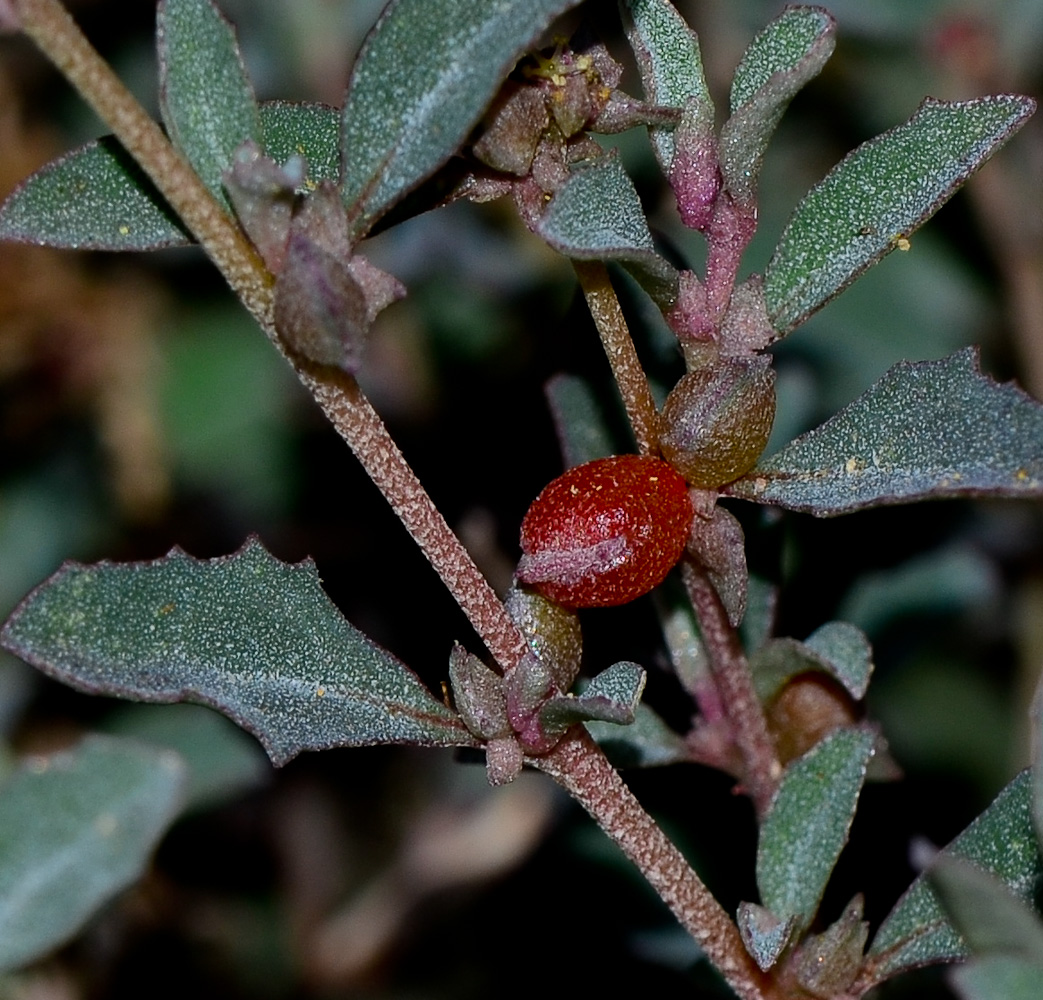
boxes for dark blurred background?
[0,0,1041,997]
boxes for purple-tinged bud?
[660,357,776,488]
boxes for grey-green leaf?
[764,95,1036,334]
[0,103,335,252]
[259,102,340,188]
[752,621,873,703]
[1032,677,1043,850]
[720,5,835,208]
[536,153,679,305]
[620,0,713,170]
[0,734,186,972]
[158,0,260,209]
[737,901,798,971]
[930,855,1043,964]
[340,0,584,237]
[757,727,875,931]
[0,137,190,250]
[727,349,1043,516]
[952,955,1043,1000]
[0,538,472,766]
[867,771,1043,984]
[540,661,647,732]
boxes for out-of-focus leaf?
[930,855,1043,964]
[0,137,190,250]
[544,374,619,468]
[536,153,678,305]
[104,703,268,813]
[1032,678,1043,850]
[752,621,873,702]
[737,901,797,971]
[763,95,1035,334]
[340,0,584,236]
[951,955,1043,1000]
[867,771,1043,984]
[586,702,688,767]
[757,727,875,931]
[158,0,260,209]
[620,0,713,170]
[727,350,1043,515]
[838,545,999,638]
[0,539,473,766]
[720,5,835,208]
[0,735,185,972]
[259,102,340,187]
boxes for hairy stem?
[14,0,528,673]
[538,728,773,1000]
[573,261,661,456]
[683,560,781,817]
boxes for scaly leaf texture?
[158,0,261,210]
[868,771,1043,983]
[764,95,1036,334]
[0,104,337,252]
[0,136,190,250]
[340,0,584,237]
[0,538,472,766]
[536,152,679,305]
[620,0,713,170]
[757,727,875,931]
[719,5,835,208]
[0,735,185,972]
[751,621,873,702]
[727,349,1043,516]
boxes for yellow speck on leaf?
[316,686,326,697]
[118,224,130,236]
[893,234,912,251]
[1017,468,1030,481]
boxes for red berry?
[517,454,694,608]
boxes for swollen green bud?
[659,357,776,488]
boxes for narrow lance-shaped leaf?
[0,538,473,766]
[764,94,1036,335]
[536,153,679,306]
[0,104,335,252]
[158,0,260,210]
[757,726,875,931]
[719,5,835,210]
[728,349,1043,516]
[866,771,1043,985]
[620,0,714,171]
[341,0,584,237]
[0,735,186,972]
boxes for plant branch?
[537,728,774,1000]
[13,0,529,674]
[573,261,661,456]
[682,560,781,817]
[12,0,274,324]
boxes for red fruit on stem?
[517,454,694,608]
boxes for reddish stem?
[537,728,774,1000]
[682,560,781,817]
[573,261,661,456]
